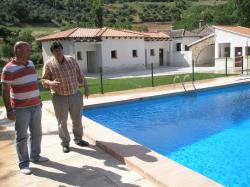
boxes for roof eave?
[213,25,250,38]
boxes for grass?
[27,73,229,103]
[35,64,44,79]
[7,24,60,37]
[191,0,228,6]
[132,22,172,32]
[0,72,234,106]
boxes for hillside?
[0,0,234,32]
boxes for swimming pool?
[84,83,250,186]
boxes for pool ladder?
[173,74,196,93]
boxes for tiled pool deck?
[1,75,250,187]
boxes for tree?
[92,0,103,27]
[234,0,250,26]
[1,29,34,58]
[0,25,12,41]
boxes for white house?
[213,26,250,69]
[37,27,169,73]
[188,33,215,67]
[166,29,201,67]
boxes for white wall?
[169,51,192,67]
[74,42,98,73]
[41,40,101,73]
[168,37,199,67]
[42,40,74,64]
[215,58,234,68]
[215,29,250,58]
[170,37,200,52]
[101,38,146,72]
[145,41,168,68]
[215,28,250,68]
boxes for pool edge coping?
[44,76,250,187]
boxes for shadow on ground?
[96,141,158,163]
[33,161,140,187]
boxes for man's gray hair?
[14,41,29,54]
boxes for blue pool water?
[84,84,250,186]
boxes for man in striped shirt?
[1,41,49,175]
[42,41,89,153]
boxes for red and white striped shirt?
[1,58,41,108]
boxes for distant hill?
[1,0,250,33]
[0,1,230,29]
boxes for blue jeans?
[14,105,42,169]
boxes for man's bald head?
[14,41,30,54]
[14,41,31,63]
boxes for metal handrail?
[183,74,196,90]
[173,75,186,92]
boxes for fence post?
[242,56,244,75]
[99,67,104,94]
[247,41,249,75]
[247,54,249,75]
[192,59,195,82]
[225,54,228,77]
[151,63,154,87]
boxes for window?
[132,50,138,57]
[150,49,155,56]
[185,45,189,51]
[111,50,117,59]
[77,51,82,60]
[246,47,250,56]
[176,43,181,51]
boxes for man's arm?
[41,63,60,90]
[2,83,15,120]
[41,64,52,88]
[74,58,89,98]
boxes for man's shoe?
[20,167,32,175]
[75,140,89,147]
[63,146,70,153]
[30,156,49,163]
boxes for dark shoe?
[30,156,49,163]
[63,146,70,153]
[75,140,89,147]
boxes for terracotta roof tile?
[37,27,169,41]
[214,25,250,37]
[70,28,101,38]
[36,28,78,41]
[141,32,169,38]
[101,28,143,37]
[122,29,169,39]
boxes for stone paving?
[0,107,155,187]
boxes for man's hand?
[7,111,16,121]
[84,86,89,99]
[49,80,60,92]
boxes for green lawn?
[35,64,44,79]
[0,72,234,106]
[38,72,226,103]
